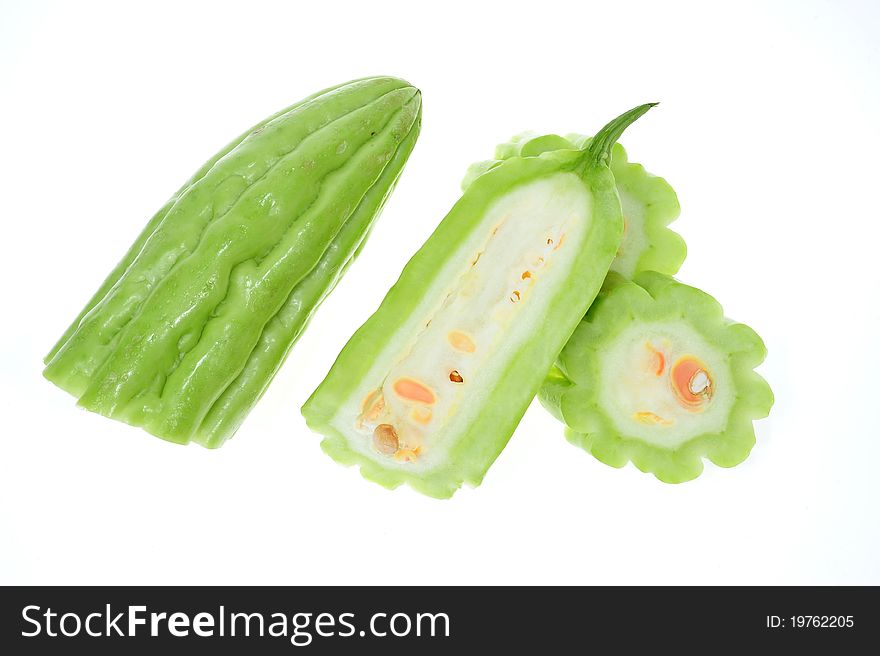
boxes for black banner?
[0,586,874,652]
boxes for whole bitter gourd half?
[462,132,685,278]
[302,104,656,498]
[44,76,422,448]
[539,272,773,483]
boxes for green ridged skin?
[539,272,773,483]
[44,76,422,447]
[303,104,656,498]
[462,132,685,278]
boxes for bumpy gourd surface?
[539,272,773,483]
[463,133,685,278]
[44,76,422,447]
[304,105,656,497]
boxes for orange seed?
[671,356,713,410]
[393,377,436,405]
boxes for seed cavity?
[553,233,566,251]
[510,290,521,302]
[393,377,436,405]
[448,330,476,353]
[373,424,399,455]
[449,370,464,383]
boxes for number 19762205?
[766,616,854,628]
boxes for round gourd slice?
[540,272,773,483]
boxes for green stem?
[578,102,658,171]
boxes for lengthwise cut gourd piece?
[302,104,657,498]
[44,76,422,447]
[540,272,774,483]
[463,132,685,279]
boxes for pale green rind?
[539,272,773,483]
[607,144,684,277]
[460,159,502,192]
[304,149,624,498]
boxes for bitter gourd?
[302,104,656,498]
[462,133,685,278]
[44,76,422,448]
[539,272,773,483]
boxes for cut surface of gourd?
[540,272,773,483]
[337,174,591,471]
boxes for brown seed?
[449,370,464,383]
[510,290,521,302]
[522,271,532,280]
[373,424,399,455]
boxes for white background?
[1,0,878,585]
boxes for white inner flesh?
[609,188,646,278]
[598,321,734,449]
[332,173,592,471]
